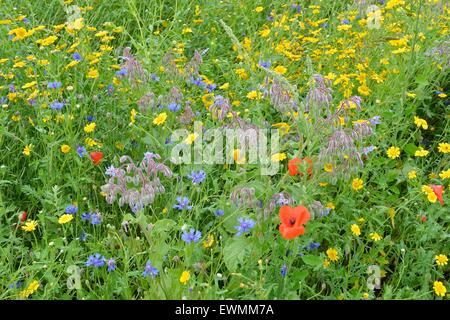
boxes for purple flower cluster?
[101,152,173,213]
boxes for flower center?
[289,217,296,226]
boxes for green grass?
[0,0,449,300]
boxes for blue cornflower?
[281,264,288,277]
[142,260,159,278]
[362,145,376,156]
[81,212,91,221]
[150,73,160,81]
[370,116,381,125]
[0,96,7,104]
[341,19,350,24]
[73,52,82,61]
[167,102,181,112]
[9,281,23,289]
[90,212,102,225]
[50,101,64,110]
[206,83,217,92]
[47,81,62,89]
[85,253,105,268]
[188,170,206,185]
[23,17,30,24]
[76,145,87,158]
[65,204,78,214]
[9,84,15,92]
[258,60,271,68]
[191,77,206,88]
[181,228,202,243]
[86,115,96,122]
[235,217,255,236]
[214,209,224,217]
[306,242,320,250]
[116,68,127,77]
[173,197,192,211]
[106,258,116,272]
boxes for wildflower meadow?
[0,0,449,301]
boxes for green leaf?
[223,237,253,272]
[302,255,322,267]
[404,143,418,156]
[292,269,309,282]
[152,218,176,234]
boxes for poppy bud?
[420,215,427,222]
[19,211,27,222]
[288,157,313,176]
[90,151,104,165]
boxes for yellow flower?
[271,153,286,162]
[324,163,333,173]
[23,144,33,156]
[233,149,245,164]
[362,292,369,299]
[351,224,361,236]
[386,146,400,159]
[435,254,448,267]
[414,116,428,129]
[370,232,382,242]
[414,147,429,157]
[130,108,137,124]
[182,27,193,34]
[326,248,339,262]
[352,178,364,191]
[153,112,167,126]
[439,169,450,180]
[203,234,215,248]
[58,214,74,224]
[326,202,335,210]
[407,170,417,180]
[21,220,38,232]
[61,145,71,154]
[36,35,58,46]
[255,6,264,12]
[259,28,271,37]
[19,280,39,299]
[273,65,287,75]
[219,83,229,90]
[235,68,249,80]
[246,90,262,100]
[185,133,199,145]
[84,122,96,133]
[8,27,32,41]
[323,259,330,268]
[180,271,190,285]
[438,143,450,154]
[433,281,447,297]
[87,68,99,79]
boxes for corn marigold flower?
[414,116,428,129]
[352,178,364,191]
[58,214,74,224]
[438,143,450,154]
[435,254,448,267]
[386,146,400,159]
[180,271,190,284]
[370,232,382,241]
[407,170,417,179]
[21,220,37,232]
[19,280,39,299]
[351,224,361,236]
[61,144,71,153]
[433,281,447,297]
[326,248,339,262]
[414,147,429,157]
[23,144,32,156]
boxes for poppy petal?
[279,205,294,225]
[279,224,305,239]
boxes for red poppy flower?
[288,157,312,176]
[430,185,444,206]
[90,151,104,165]
[279,205,311,239]
[19,211,27,222]
[420,215,427,223]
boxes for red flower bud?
[90,151,104,165]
